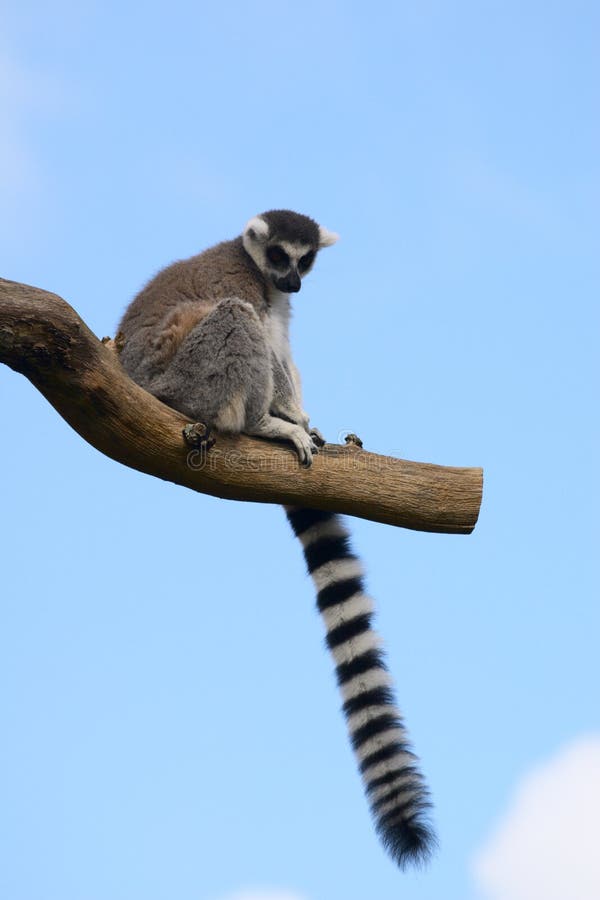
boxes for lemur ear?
[244,216,270,243]
[318,225,339,248]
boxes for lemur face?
[264,242,317,293]
[242,210,338,295]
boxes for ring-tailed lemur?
[118,210,434,868]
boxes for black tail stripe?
[326,614,372,649]
[350,713,401,751]
[371,781,421,812]
[317,577,364,611]
[286,508,333,537]
[359,741,414,775]
[304,537,354,573]
[343,686,396,716]
[335,648,386,685]
[377,796,429,829]
[365,765,418,794]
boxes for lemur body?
[119,212,326,464]
[118,210,434,868]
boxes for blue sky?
[1,2,599,899]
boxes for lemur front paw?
[290,425,321,467]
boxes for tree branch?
[0,277,483,534]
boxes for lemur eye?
[298,251,315,273]
[266,246,289,268]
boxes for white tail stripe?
[310,557,364,592]
[320,593,374,630]
[341,668,394,702]
[347,704,395,734]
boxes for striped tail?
[286,507,435,869]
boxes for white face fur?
[243,215,339,294]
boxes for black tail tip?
[378,818,437,870]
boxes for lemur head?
[242,209,338,294]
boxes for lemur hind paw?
[309,427,326,447]
[344,432,363,448]
[182,422,216,451]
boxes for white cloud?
[472,735,600,900]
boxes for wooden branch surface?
[0,278,483,534]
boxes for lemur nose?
[287,271,301,292]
